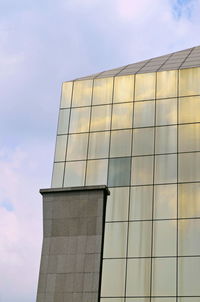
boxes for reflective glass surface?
[155,126,177,154]
[51,162,64,188]
[179,67,200,96]
[57,109,70,134]
[88,131,110,159]
[54,135,67,162]
[132,128,154,155]
[112,103,133,129]
[156,98,177,126]
[90,105,111,131]
[157,70,178,99]
[60,82,73,108]
[179,183,200,218]
[104,222,127,258]
[153,220,176,256]
[110,130,132,157]
[69,107,90,133]
[113,75,134,103]
[131,156,153,185]
[108,157,131,187]
[155,154,177,184]
[179,123,200,152]
[135,73,155,101]
[130,186,153,220]
[179,152,200,182]
[178,219,200,255]
[86,159,108,185]
[106,187,129,222]
[64,161,86,187]
[179,96,200,124]
[67,133,88,160]
[72,80,93,107]
[134,101,155,128]
[154,185,177,219]
[93,77,113,105]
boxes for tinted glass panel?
[112,103,133,129]
[155,126,177,154]
[132,128,154,155]
[86,159,108,186]
[60,82,73,108]
[64,161,86,187]
[51,162,64,188]
[179,123,200,152]
[131,156,153,185]
[110,130,132,157]
[113,75,134,103]
[104,222,127,258]
[179,219,200,255]
[72,80,93,107]
[54,135,67,162]
[134,101,155,127]
[179,67,200,96]
[154,185,177,219]
[179,152,200,182]
[179,96,200,124]
[69,107,90,133]
[135,73,155,101]
[155,154,177,184]
[88,131,110,159]
[57,109,70,134]
[67,133,88,160]
[90,105,111,131]
[153,220,176,256]
[130,186,153,220]
[93,77,113,105]
[179,183,200,218]
[106,187,129,222]
[157,70,178,99]
[108,157,131,187]
[156,99,177,126]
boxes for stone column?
[36,185,109,302]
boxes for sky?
[0,0,200,301]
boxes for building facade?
[51,46,200,301]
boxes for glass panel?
[88,131,110,159]
[179,123,200,152]
[179,183,200,218]
[108,157,131,187]
[128,221,152,257]
[64,161,86,187]
[54,135,67,162]
[101,299,124,302]
[93,77,113,105]
[178,257,200,296]
[131,156,153,185]
[104,222,127,258]
[155,126,177,154]
[101,259,126,296]
[113,75,134,103]
[156,99,177,126]
[153,220,176,256]
[106,187,129,222]
[72,80,93,107]
[179,96,200,124]
[51,162,64,188]
[132,128,154,155]
[135,73,155,101]
[155,154,177,184]
[152,258,176,296]
[134,101,155,128]
[178,299,200,302]
[179,67,200,96]
[126,258,151,296]
[130,186,153,220]
[179,152,200,182]
[60,82,73,108]
[57,109,70,134]
[152,299,176,302]
[110,130,132,157]
[86,159,108,185]
[90,105,111,131]
[67,133,88,160]
[179,219,200,255]
[126,299,150,302]
[157,70,178,99]
[112,103,133,129]
[154,185,177,219]
[69,107,90,133]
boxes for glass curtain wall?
[52,68,200,301]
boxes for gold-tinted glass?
[72,80,93,107]
[156,99,177,126]
[60,82,73,108]
[113,75,134,103]
[154,185,177,219]
[128,221,152,257]
[157,70,178,99]
[69,107,90,133]
[179,96,200,124]
[106,187,129,222]
[54,135,67,162]
[64,161,86,187]
[132,128,154,155]
[179,152,200,182]
[57,109,70,134]
[67,133,88,160]
[112,103,133,129]
[51,162,64,188]
[90,105,111,131]
[101,259,126,296]
[134,101,155,127]
[153,220,176,256]
[155,154,177,184]
[126,258,151,296]
[110,130,132,157]
[155,126,177,154]
[179,219,200,255]
[135,72,155,101]
[179,67,200,96]
[131,156,154,185]
[179,123,200,152]
[179,183,200,218]
[88,131,110,159]
[104,222,128,258]
[130,186,153,220]
[86,159,108,185]
[93,77,113,105]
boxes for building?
[37,46,200,302]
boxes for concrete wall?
[36,186,109,302]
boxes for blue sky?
[0,0,200,301]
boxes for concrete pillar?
[36,185,109,302]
